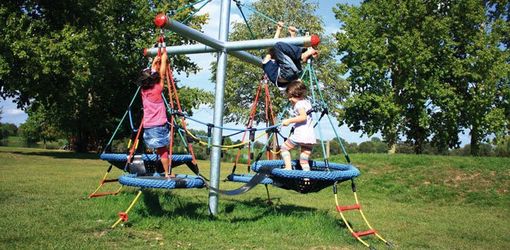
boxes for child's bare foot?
[301,47,318,62]
[288,26,297,37]
[310,48,318,59]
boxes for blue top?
[263,60,279,84]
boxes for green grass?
[0,147,509,249]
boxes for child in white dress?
[281,80,316,171]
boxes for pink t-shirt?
[289,99,316,144]
[141,83,167,128]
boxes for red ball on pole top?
[154,13,168,28]
[310,34,320,47]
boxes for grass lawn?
[0,146,508,249]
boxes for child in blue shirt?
[262,22,318,91]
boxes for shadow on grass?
[225,197,319,223]
[9,150,99,160]
[137,190,212,220]
[135,190,321,223]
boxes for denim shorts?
[143,124,170,149]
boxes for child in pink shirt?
[137,53,172,178]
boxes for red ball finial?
[154,13,168,28]
[310,34,320,47]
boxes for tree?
[334,0,509,155]
[18,105,62,147]
[0,0,211,152]
[0,107,19,140]
[444,1,509,156]
[215,0,347,126]
[0,123,17,140]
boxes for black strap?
[203,165,277,196]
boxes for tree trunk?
[72,131,90,152]
[388,143,396,154]
[470,125,480,156]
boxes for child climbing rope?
[280,80,316,171]
[137,52,173,179]
[262,21,318,91]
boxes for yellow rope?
[354,192,388,243]
[269,149,281,154]
[88,167,123,198]
[333,183,390,248]
[334,192,371,248]
[111,190,143,228]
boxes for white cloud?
[0,98,28,125]
[5,108,25,116]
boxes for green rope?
[309,62,351,164]
[103,86,141,153]
[181,0,211,24]
[234,0,256,39]
[235,1,302,35]
[162,0,212,38]
[303,62,329,165]
[172,0,211,15]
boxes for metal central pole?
[209,0,231,216]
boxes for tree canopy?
[335,0,509,155]
[0,0,212,151]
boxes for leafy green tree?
[216,0,347,126]
[18,105,62,147]
[0,123,18,140]
[334,1,509,155]
[0,0,211,152]
[454,1,509,156]
[0,107,19,140]
[493,135,510,157]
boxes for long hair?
[137,68,160,89]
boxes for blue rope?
[182,114,281,132]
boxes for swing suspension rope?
[233,0,303,35]
[157,35,200,170]
[303,61,351,164]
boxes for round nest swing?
[99,153,194,174]
[251,160,360,193]
[119,174,205,189]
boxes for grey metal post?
[208,0,231,216]
[144,36,318,55]
[144,45,263,66]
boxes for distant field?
[0,147,508,249]
[0,136,66,149]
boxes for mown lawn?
[0,147,508,249]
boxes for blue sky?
[0,0,470,145]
